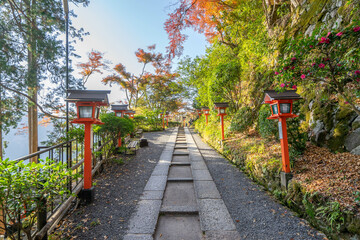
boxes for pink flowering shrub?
[275,21,360,116]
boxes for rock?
[310,120,324,141]
[351,116,360,130]
[328,122,350,152]
[308,100,314,110]
[315,130,327,146]
[350,145,360,155]
[344,128,360,152]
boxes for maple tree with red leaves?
[164,0,236,58]
[77,51,109,85]
[102,45,178,109]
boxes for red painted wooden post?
[83,122,93,189]
[220,115,225,140]
[279,117,291,173]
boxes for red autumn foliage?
[164,0,235,58]
[77,51,108,84]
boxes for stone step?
[160,206,199,214]
[167,177,193,182]
[154,214,202,240]
[169,165,192,178]
[171,162,190,166]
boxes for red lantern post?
[196,109,202,118]
[202,107,210,125]
[165,112,169,127]
[111,104,128,148]
[66,90,110,203]
[160,113,165,129]
[264,90,301,188]
[214,103,229,140]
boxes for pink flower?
[319,63,325,68]
[280,83,285,88]
[309,45,314,48]
[336,32,343,37]
[353,26,360,32]
[291,66,295,70]
[337,64,341,67]
[355,70,360,75]
[344,101,349,104]
[280,70,282,73]
[311,63,316,67]
[275,71,279,75]
[319,37,330,44]
[301,74,306,79]
[326,32,331,37]
[291,57,297,61]
[292,85,297,90]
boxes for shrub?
[0,158,75,240]
[230,106,254,132]
[257,104,277,140]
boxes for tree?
[77,51,109,85]
[0,0,89,159]
[275,23,360,116]
[164,0,236,58]
[102,45,166,109]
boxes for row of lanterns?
[195,90,301,188]
[66,90,136,202]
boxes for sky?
[71,0,207,103]
[4,0,207,160]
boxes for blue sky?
[72,0,207,103]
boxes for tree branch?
[0,83,65,119]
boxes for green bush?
[0,158,75,240]
[230,106,254,132]
[257,104,277,139]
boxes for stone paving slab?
[151,164,169,176]
[192,169,213,181]
[162,182,197,207]
[198,199,236,231]
[127,200,162,234]
[144,175,167,191]
[172,155,190,163]
[192,161,207,170]
[124,234,153,240]
[160,205,199,213]
[202,231,241,240]
[154,214,202,240]
[194,181,221,199]
[168,165,192,178]
[167,177,193,182]
[173,149,189,155]
[140,190,164,200]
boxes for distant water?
[4,117,54,160]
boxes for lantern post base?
[78,187,95,204]
[280,172,293,190]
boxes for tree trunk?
[27,0,38,162]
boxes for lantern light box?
[111,104,128,118]
[66,90,110,124]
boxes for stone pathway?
[124,127,240,240]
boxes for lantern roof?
[111,104,128,111]
[264,90,301,102]
[214,102,229,108]
[66,90,110,105]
